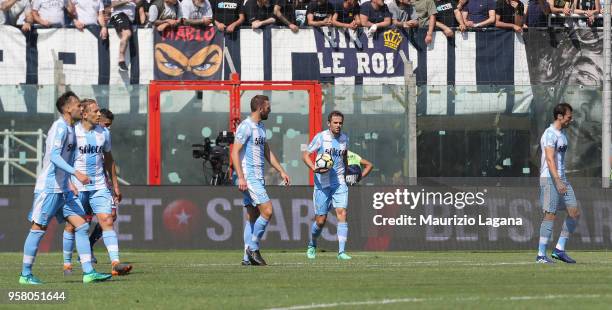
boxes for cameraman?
[193,131,234,185]
[346,150,373,185]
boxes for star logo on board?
[175,209,191,225]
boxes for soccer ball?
[315,153,333,171]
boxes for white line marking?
[266,294,610,310]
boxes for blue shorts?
[28,192,86,226]
[540,178,578,214]
[234,173,269,207]
[79,188,113,215]
[244,178,270,206]
[313,184,348,216]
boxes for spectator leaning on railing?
[180,0,213,26]
[414,0,437,44]
[359,0,392,36]
[274,0,308,32]
[332,0,361,29]
[495,0,524,31]
[573,0,600,26]
[32,0,68,27]
[388,0,418,30]
[209,0,245,33]
[244,0,275,29]
[68,0,108,39]
[1,0,34,31]
[148,0,181,31]
[434,0,467,37]
[547,0,570,26]
[462,0,496,28]
[307,0,334,28]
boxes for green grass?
[1,250,612,309]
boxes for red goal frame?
[148,74,323,185]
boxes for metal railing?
[0,129,45,184]
[548,13,604,27]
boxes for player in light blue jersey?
[302,111,351,260]
[537,103,579,264]
[88,108,122,263]
[231,95,291,266]
[62,101,132,276]
[19,91,112,285]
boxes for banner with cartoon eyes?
[153,26,224,81]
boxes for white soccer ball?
[315,153,333,171]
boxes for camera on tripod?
[192,131,235,185]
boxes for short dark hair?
[328,110,344,122]
[250,95,269,112]
[553,103,573,120]
[55,91,79,113]
[100,108,114,121]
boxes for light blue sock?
[538,219,554,256]
[308,222,322,248]
[22,230,45,276]
[243,221,254,261]
[338,222,348,254]
[75,223,94,273]
[102,230,120,263]
[62,231,75,264]
[556,217,577,251]
[249,217,269,251]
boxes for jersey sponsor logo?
[79,144,105,154]
[254,137,265,145]
[217,2,237,9]
[324,148,346,157]
[557,144,567,153]
[66,143,75,152]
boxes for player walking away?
[345,150,373,186]
[88,108,121,264]
[19,92,112,284]
[537,103,580,264]
[231,95,291,266]
[62,100,132,276]
[302,111,351,260]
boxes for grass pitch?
[1,250,611,309]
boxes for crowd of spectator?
[0,0,603,70]
[1,0,603,33]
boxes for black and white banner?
[0,26,602,116]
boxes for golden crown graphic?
[383,29,403,50]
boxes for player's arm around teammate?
[20,92,112,285]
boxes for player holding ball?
[302,111,351,260]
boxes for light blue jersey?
[34,118,77,194]
[235,117,266,180]
[72,122,111,191]
[306,130,348,189]
[539,124,577,213]
[540,124,568,180]
[29,118,86,226]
